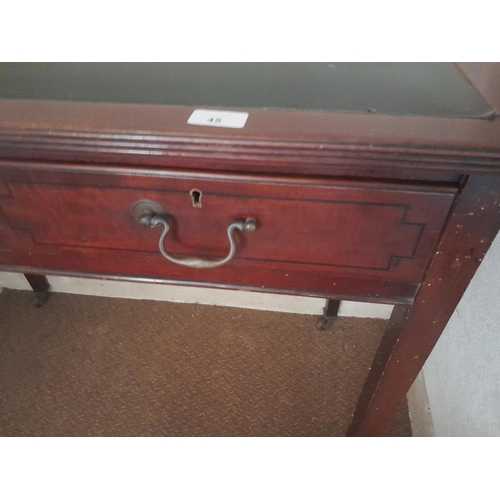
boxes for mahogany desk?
[1,63,499,436]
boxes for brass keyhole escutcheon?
[190,189,202,208]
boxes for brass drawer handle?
[133,200,257,269]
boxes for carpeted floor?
[0,289,412,437]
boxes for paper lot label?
[188,109,249,129]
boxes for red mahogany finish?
[1,63,499,436]
[0,166,455,297]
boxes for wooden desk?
[1,62,499,436]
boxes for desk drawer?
[0,165,456,301]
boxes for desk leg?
[24,273,51,307]
[347,176,500,437]
[316,299,341,330]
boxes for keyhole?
[190,189,202,208]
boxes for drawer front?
[0,165,456,301]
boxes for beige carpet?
[0,289,411,436]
